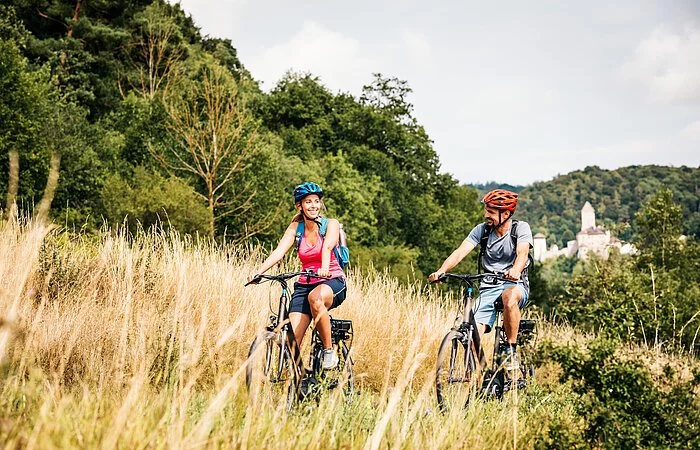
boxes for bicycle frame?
[245,271,316,400]
[270,279,304,386]
[454,285,487,369]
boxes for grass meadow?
[0,222,695,449]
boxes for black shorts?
[290,277,347,316]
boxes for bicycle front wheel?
[246,331,299,410]
[436,330,478,412]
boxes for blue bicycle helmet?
[293,182,324,203]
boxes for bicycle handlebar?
[245,269,329,286]
[431,272,511,285]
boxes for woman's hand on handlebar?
[244,270,330,286]
[317,267,331,278]
[428,271,444,283]
[246,273,262,285]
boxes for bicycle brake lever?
[244,275,263,286]
[302,269,312,283]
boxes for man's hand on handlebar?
[504,268,521,281]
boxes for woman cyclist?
[249,182,347,369]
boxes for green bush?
[352,244,423,283]
[101,166,209,235]
[537,337,700,449]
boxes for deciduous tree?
[156,60,266,239]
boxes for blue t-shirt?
[466,221,533,292]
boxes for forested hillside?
[0,0,480,277]
[468,182,524,195]
[518,165,699,246]
[1,2,698,275]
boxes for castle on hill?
[533,201,636,262]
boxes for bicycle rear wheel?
[325,340,354,399]
[517,346,535,389]
[309,335,355,401]
[246,331,299,410]
[436,330,478,412]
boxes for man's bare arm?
[505,242,530,280]
[428,239,476,281]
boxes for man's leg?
[501,286,523,344]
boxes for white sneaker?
[505,352,520,372]
[322,348,339,370]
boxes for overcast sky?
[170,0,700,186]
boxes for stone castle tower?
[581,201,596,231]
[533,201,635,262]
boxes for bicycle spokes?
[436,331,478,412]
[246,332,299,410]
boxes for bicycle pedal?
[300,376,320,400]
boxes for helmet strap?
[300,208,321,226]
[494,210,511,229]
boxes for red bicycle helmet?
[482,189,518,212]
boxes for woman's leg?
[289,312,312,347]
[308,284,335,349]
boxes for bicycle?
[433,272,536,412]
[245,270,354,410]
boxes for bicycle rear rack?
[517,319,536,343]
[330,318,353,346]
[518,319,536,334]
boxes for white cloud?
[680,119,700,140]
[621,23,700,104]
[400,31,431,62]
[534,127,699,181]
[451,122,700,186]
[248,21,375,93]
[169,1,249,39]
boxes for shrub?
[538,337,700,449]
[101,166,209,235]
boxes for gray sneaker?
[505,351,520,372]
[322,348,339,370]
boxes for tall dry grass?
[0,223,576,449]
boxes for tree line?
[1,2,698,283]
[0,1,481,279]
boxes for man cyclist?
[428,189,533,371]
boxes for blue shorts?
[290,277,347,316]
[474,282,529,330]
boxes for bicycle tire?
[436,330,478,412]
[485,370,505,398]
[308,336,355,401]
[519,347,536,384]
[340,341,354,396]
[246,331,299,410]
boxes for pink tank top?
[298,231,345,284]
